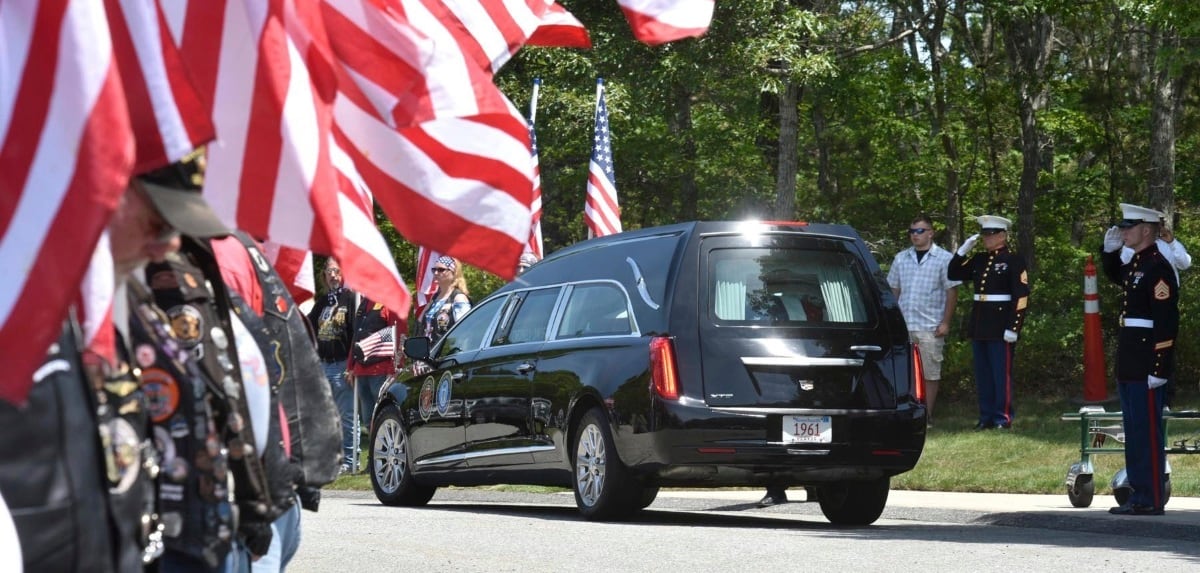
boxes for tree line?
[380,1,1200,396]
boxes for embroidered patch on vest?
[142,368,181,424]
[1154,279,1171,300]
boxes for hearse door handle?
[517,362,536,374]
[451,371,465,382]
[850,345,881,353]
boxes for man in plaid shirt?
[888,215,961,426]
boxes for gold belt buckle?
[978,294,987,302]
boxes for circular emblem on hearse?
[418,377,436,421]
[436,373,453,417]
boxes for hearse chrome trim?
[710,407,884,416]
[415,445,557,467]
[626,257,660,310]
[740,356,863,367]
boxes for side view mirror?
[404,336,432,362]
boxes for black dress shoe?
[973,422,994,431]
[1109,503,1164,516]
[758,488,788,507]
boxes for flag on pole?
[526,78,544,258]
[354,324,395,363]
[585,78,621,238]
[616,0,714,45]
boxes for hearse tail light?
[650,336,680,400]
[912,343,925,404]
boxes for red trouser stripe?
[1146,387,1162,507]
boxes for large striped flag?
[324,0,534,279]
[164,0,411,316]
[615,0,714,45]
[105,0,214,172]
[585,78,621,238]
[0,0,136,404]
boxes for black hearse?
[370,221,926,524]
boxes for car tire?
[817,477,890,525]
[370,405,435,506]
[632,484,660,510]
[572,407,635,520]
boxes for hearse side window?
[711,248,870,325]
[435,295,506,359]
[494,288,559,346]
[556,283,632,339]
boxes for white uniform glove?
[1148,375,1168,389]
[957,234,979,257]
[1003,329,1018,343]
[1103,226,1123,253]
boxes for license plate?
[783,415,832,444]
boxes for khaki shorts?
[909,330,945,381]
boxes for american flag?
[355,325,395,362]
[616,0,714,45]
[528,2,590,49]
[585,78,621,238]
[1,0,135,404]
[526,78,544,258]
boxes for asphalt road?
[288,489,1200,572]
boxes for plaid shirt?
[887,245,961,331]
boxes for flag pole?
[530,78,541,124]
[586,78,604,240]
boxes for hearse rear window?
[710,248,871,325]
[556,283,633,339]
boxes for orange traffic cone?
[1082,255,1108,402]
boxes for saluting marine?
[1101,203,1178,516]
[948,215,1031,430]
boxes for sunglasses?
[431,267,450,274]
[907,228,930,235]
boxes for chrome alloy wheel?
[373,417,408,494]
[575,422,607,506]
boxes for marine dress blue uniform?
[1101,205,1179,515]
[948,217,1030,429]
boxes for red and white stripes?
[0,0,135,404]
[616,0,713,45]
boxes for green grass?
[329,396,1200,497]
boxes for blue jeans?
[246,497,302,573]
[356,374,388,430]
[322,361,356,467]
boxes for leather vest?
[231,233,342,488]
[0,320,117,572]
[127,279,233,567]
[146,242,281,555]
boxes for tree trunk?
[1147,24,1181,225]
[671,83,700,221]
[810,95,837,214]
[773,81,801,219]
[1003,10,1056,274]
